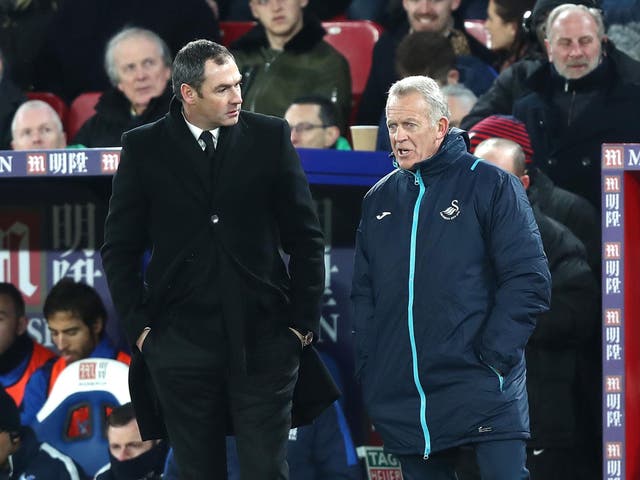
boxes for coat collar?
[395,128,470,180]
[164,97,250,206]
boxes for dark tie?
[199,130,216,159]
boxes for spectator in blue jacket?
[20,279,130,426]
[352,75,551,479]
[0,387,86,480]
[163,399,361,479]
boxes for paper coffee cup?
[350,125,379,151]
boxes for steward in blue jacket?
[351,76,551,479]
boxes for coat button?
[581,157,591,167]
[210,214,219,224]
[547,157,557,166]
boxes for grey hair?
[545,4,605,42]
[475,138,526,176]
[104,27,172,86]
[441,84,477,105]
[11,100,64,138]
[387,75,449,125]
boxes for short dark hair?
[43,279,107,337]
[172,39,234,100]
[0,282,25,318]
[106,402,135,428]
[289,95,339,127]
[395,31,456,84]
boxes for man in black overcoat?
[101,39,335,479]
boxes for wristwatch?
[290,327,314,347]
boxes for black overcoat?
[101,98,338,439]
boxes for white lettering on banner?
[628,149,640,167]
[101,152,120,173]
[52,203,96,252]
[27,154,46,174]
[605,193,620,211]
[52,252,102,285]
[0,221,38,296]
[27,317,55,348]
[51,203,102,285]
[603,147,624,168]
[49,151,89,175]
[0,155,12,173]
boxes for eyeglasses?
[288,123,328,134]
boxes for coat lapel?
[164,98,212,206]
[213,113,255,195]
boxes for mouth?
[396,147,411,157]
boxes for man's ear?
[544,39,552,61]
[323,126,340,148]
[180,83,197,105]
[520,174,531,190]
[437,116,449,138]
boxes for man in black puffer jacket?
[476,137,599,480]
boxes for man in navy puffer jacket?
[351,75,551,479]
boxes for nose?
[114,449,131,461]
[134,65,148,80]
[568,43,584,57]
[55,335,68,351]
[231,86,242,105]
[417,0,432,13]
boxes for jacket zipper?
[409,170,431,459]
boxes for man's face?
[47,312,101,364]
[485,0,517,51]
[285,103,335,148]
[250,0,307,40]
[183,59,242,130]
[0,431,19,469]
[402,0,461,34]
[386,91,448,170]
[114,35,171,115]
[0,294,27,355]
[11,107,66,150]
[545,10,602,80]
[108,420,155,461]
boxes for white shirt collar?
[182,111,219,150]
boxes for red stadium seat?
[219,21,256,46]
[219,20,383,123]
[25,92,69,127]
[322,21,382,122]
[66,92,101,140]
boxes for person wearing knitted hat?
[474,137,599,480]
[0,387,85,479]
[468,114,599,276]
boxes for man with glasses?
[284,95,351,150]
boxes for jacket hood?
[230,10,326,54]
